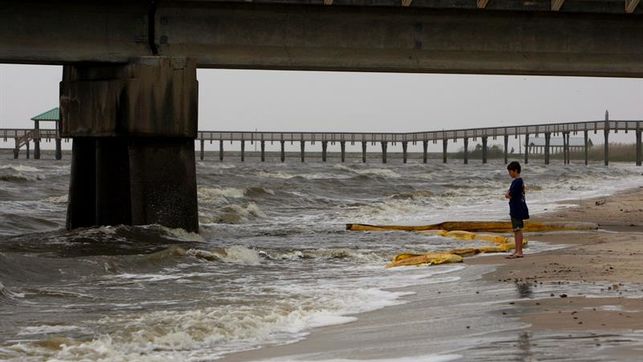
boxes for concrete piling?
[362,141,367,163]
[381,142,388,164]
[60,56,199,232]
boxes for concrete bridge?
[1,0,642,232]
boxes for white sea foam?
[198,186,245,202]
[18,325,84,336]
[44,195,68,204]
[0,165,42,172]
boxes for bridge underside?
[1,0,642,232]
[1,1,643,77]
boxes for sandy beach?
[222,185,643,362]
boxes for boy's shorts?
[511,217,524,231]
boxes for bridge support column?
[60,57,198,232]
[340,141,346,162]
[422,140,428,164]
[442,139,447,163]
[381,142,388,164]
[464,137,469,164]
[362,142,367,163]
[55,138,62,160]
[523,133,529,165]
[241,140,245,162]
[280,141,285,162]
[219,140,224,161]
[636,126,641,166]
[200,139,204,160]
[322,141,328,162]
[503,135,508,164]
[402,141,408,163]
[481,136,488,164]
[300,141,305,162]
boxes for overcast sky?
[1,64,642,143]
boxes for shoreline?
[221,185,643,361]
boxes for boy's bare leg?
[514,230,524,256]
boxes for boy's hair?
[507,161,521,173]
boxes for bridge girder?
[1,1,643,77]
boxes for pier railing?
[197,120,641,143]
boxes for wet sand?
[222,186,643,361]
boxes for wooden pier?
[3,116,642,166]
[198,116,642,166]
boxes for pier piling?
[464,137,469,164]
[523,133,529,164]
[340,141,346,162]
[503,135,508,164]
[241,140,245,162]
[381,142,388,164]
[544,132,551,165]
[442,139,447,163]
[482,136,488,164]
[280,140,285,162]
[362,141,367,163]
[261,140,266,162]
[402,141,408,163]
[300,141,305,162]
[322,141,328,162]
[422,140,428,164]
[200,139,204,160]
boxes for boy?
[505,161,529,259]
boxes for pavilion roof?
[30,107,59,122]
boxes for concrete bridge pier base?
[60,57,199,232]
[361,142,367,163]
[464,137,469,164]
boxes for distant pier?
[198,116,641,167]
[3,116,642,166]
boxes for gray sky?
[1,64,642,149]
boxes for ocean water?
[0,155,641,361]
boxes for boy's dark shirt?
[508,177,529,219]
